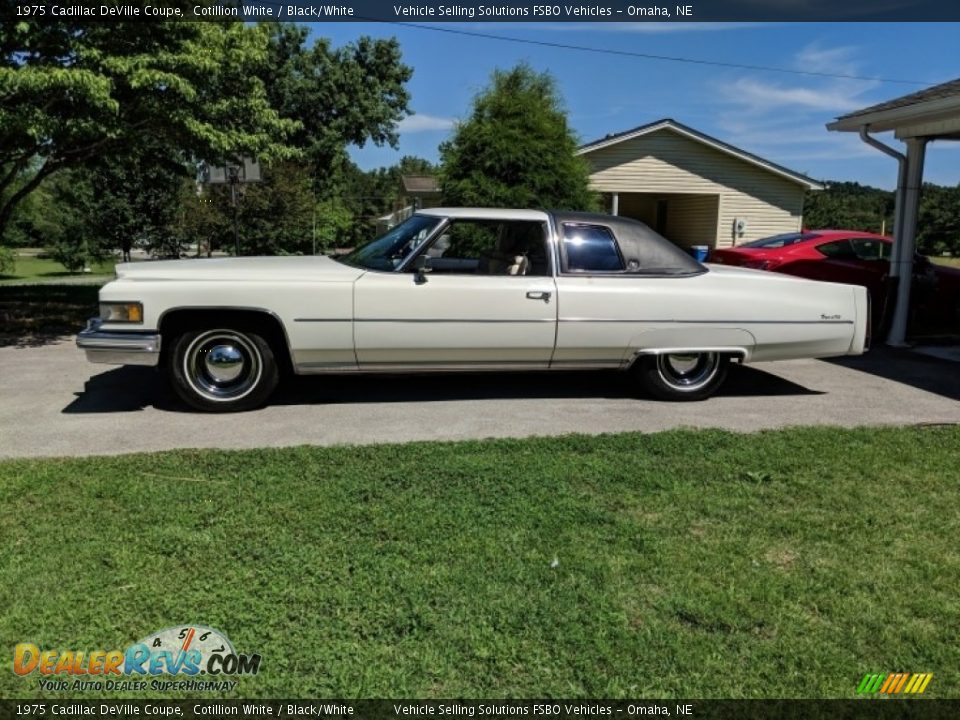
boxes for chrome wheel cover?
[183,330,262,402]
[656,352,721,392]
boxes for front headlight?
[99,302,143,324]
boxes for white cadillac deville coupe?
[78,208,869,412]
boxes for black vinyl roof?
[551,211,705,275]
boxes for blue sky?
[312,22,959,189]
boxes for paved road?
[1,338,958,459]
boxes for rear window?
[740,232,819,249]
[561,224,624,272]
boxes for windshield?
[337,215,442,271]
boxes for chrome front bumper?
[76,318,162,367]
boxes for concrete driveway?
[1,338,958,459]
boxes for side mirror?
[413,254,431,284]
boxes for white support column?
[886,137,927,346]
[888,159,908,277]
[611,192,619,216]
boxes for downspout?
[857,126,907,336]
[858,127,907,267]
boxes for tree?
[803,182,894,234]
[0,20,299,241]
[338,155,438,247]
[440,64,596,211]
[260,25,413,194]
[917,183,960,257]
[804,181,960,257]
[84,142,190,260]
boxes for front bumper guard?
[76,318,161,367]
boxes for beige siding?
[584,128,806,248]
[664,194,718,248]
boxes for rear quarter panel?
[553,267,865,365]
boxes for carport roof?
[577,118,824,190]
[827,76,960,136]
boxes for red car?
[710,230,960,332]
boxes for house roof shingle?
[835,77,960,121]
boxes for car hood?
[114,255,366,283]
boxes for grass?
[1,427,958,699]
[931,256,960,269]
[0,284,99,344]
[0,251,115,284]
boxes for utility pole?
[228,165,241,256]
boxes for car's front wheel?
[168,328,279,412]
[634,352,728,401]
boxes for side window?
[561,224,624,272]
[419,220,549,276]
[816,239,857,260]
[851,238,888,261]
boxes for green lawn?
[0,284,99,343]
[932,256,960,269]
[0,251,115,284]
[1,427,958,699]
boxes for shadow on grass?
[0,284,99,348]
[63,362,822,414]
[826,345,960,402]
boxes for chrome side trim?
[295,359,626,374]
[355,318,555,324]
[76,318,161,367]
[627,347,749,370]
[632,347,748,357]
[293,318,351,323]
[559,318,854,325]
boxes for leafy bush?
[48,240,88,273]
[0,246,14,275]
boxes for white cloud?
[718,42,879,116]
[397,114,457,133]
[794,44,860,75]
[708,43,897,175]
[721,77,869,113]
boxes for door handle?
[526,290,551,303]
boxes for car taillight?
[865,291,872,351]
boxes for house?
[376,175,442,233]
[577,119,823,249]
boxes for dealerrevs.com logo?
[857,672,933,695]
[13,625,261,692]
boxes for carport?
[615,192,720,247]
[827,77,960,346]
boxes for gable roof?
[577,118,823,190]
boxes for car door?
[848,237,892,300]
[352,218,557,369]
[808,238,868,284]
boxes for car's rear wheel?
[168,328,279,412]
[634,352,728,401]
